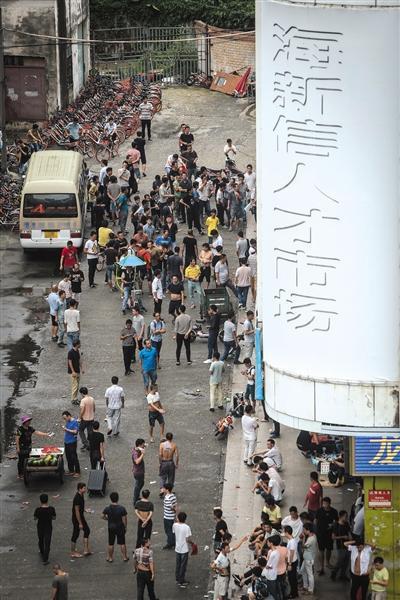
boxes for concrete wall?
[194,21,255,74]
[65,0,90,100]
[2,0,91,119]
[1,0,59,116]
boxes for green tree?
[90,0,255,31]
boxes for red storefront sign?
[368,490,392,508]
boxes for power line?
[3,26,255,46]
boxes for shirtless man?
[159,432,179,497]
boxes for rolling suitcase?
[87,461,107,497]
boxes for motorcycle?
[185,72,213,88]
[189,321,225,344]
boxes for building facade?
[256,0,400,435]
[2,0,90,121]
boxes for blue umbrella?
[119,255,146,268]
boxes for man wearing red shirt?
[304,471,323,519]
[60,241,78,274]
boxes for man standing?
[263,535,281,600]
[120,318,136,376]
[51,564,69,599]
[151,270,164,313]
[15,416,51,479]
[88,420,105,469]
[105,376,125,437]
[242,404,258,466]
[78,387,95,451]
[34,493,56,565]
[59,240,78,275]
[56,290,67,347]
[235,258,252,309]
[315,497,338,575]
[242,357,256,413]
[62,411,80,477]
[135,489,154,548]
[67,339,82,405]
[163,483,177,549]
[242,310,255,359]
[284,525,299,598]
[304,471,323,519]
[84,230,99,288]
[149,312,166,367]
[174,305,192,366]
[47,284,59,342]
[167,275,184,322]
[345,538,374,600]
[134,538,158,600]
[204,305,220,363]
[300,523,318,595]
[138,96,153,140]
[70,262,85,306]
[132,306,146,359]
[159,432,179,495]
[64,299,80,352]
[132,438,146,505]
[215,254,237,296]
[102,492,129,562]
[139,339,158,393]
[331,510,351,581]
[173,512,194,588]
[71,482,92,557]
[209,352,224,412]
[147,384,165,443]
[221,311,241,363]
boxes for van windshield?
[23,193,78,218]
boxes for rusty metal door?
[5,66,47,121]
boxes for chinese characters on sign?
[353,436,400,475]
[368,490,392,509]
[272,23,343,333]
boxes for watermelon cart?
[23,446,64,486]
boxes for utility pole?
[0,7,7,173]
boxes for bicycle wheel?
[115,128,125,144]
[95,145,111,163]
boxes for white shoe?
[203,358,212,364]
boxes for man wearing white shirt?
[244,164,256,199]
[284,525,299,598]
[241,404,258,466]
[152,270,164,313]
[281,506,303,540]
[84,230,99,288]
[105,376,125,436]
[263,535,281,600]
[224,138,237,161]
[172,512,193,588]
[345,538,373,600]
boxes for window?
[23,194,78,218]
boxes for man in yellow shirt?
[184,259,202,309]
[98,220,113,248]
[371,557,389,600]
[205,209,219,243]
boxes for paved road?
[0,87,255,599]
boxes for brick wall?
[194,20,255,74]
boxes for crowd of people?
[17,119,261,599]
[14,106,389,600]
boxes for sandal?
[106,558,113,563]
[83,552,93,556]
[123,557,130,562]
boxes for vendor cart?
[23,446,64,486]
